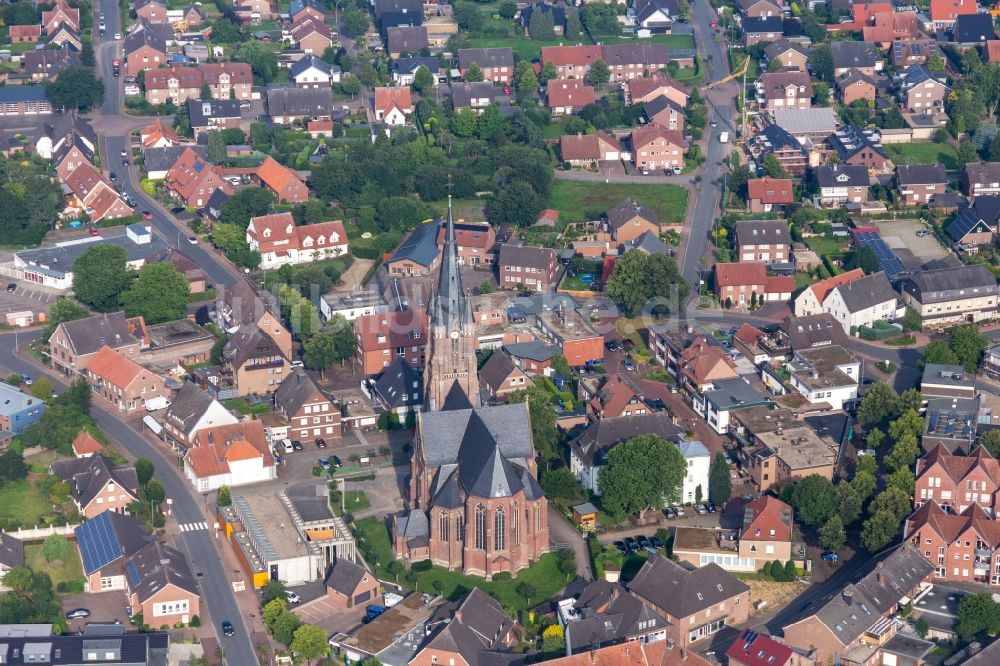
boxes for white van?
[282,439,294,454]
[719,131,730,144]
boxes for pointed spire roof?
[457,412,524,498]
[431,192,472,331]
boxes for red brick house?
[539,45,603,79]
[478,349,532,403]
[135,0,169,24]
[274,367,341,441]
[457,47,514,83]
[254,156,309,203]
[630,125,686,171]
[930,0,976,27]
[355,309,427,375]
[627,74,690,107]
[498,244,559,292]
[715,262,795,307]
[547,78,597,115]
[125,540,200,626]
[165,147,234,208]
[586,373,647,420]
[896,164,948,206]
[837,70,880,106]
[10,25,41,43]
[291,18,334,54]
[85,346,168,414]
[324,558,380,608]
[905,501,1000,585]
[50,455,139,519]
[435,221,496,268]
[915,444,1000,514]
[758,71,812,111]
[560,131,625,166]
[746,177,794,212]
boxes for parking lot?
[60,590,130,631]
[868,218,958,271]
[292,594,365,635]
[0,279,58,316]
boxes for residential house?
[739,0,783,18]
[457,47,514,83]
[785,345,860,410]
[478,349,531,404]
[727,630,809,666]
[778,312,851,351]
[781,545,934,665]
[746,177,794,213]
[539,45,603,80]
[863,10,919,46]
[914,444,998,515]
[731,408,838,490]
[291,18,333,54]
[497,244,559,292]
[188,99,242,136]
[374,86,413,126]
[123,22,168,78]
[962,162,1000,197]
[254,156,310,203]
[822,271,902,334]
[184,420,276,491]
[504,341,560,376]
[630,125,686,171]
[392,57,443,86]
[952,12,997,44]
[535,301,605,367]
[386,25,427,58]
[385,220,440,277]
[135,0,169,24]
[547,641,712,666]
[560,132,625,166]
[0,382,43,435]
[9,25,41,43]
[921,364,977,400]
[606,199,659,245]
[692,376,771,435]
[200,63,255,100]
[355,308,428,374]
[371,357,423,415]
[39,112,96,179]
[676,440,711,504]
[742,16,783,46]
[85,346,168,414]
[72,430,104,458]
[929,0,977,27]
[42,2,79,34]
[626,74,690,107]
[586,373,647,420]
[451,81,503,114]
[905,501,1000,586]
[558,579,668,654]
[901,264,999,328]
[837,70,881,106]
[290,56,340,88]
[793,269,865,317]
[896,164,948,206]
[246,212,348,269]
[143,65,200,106]
[266,85,333,124]
[733,219,791,263]
[146,248,208,293]
[751,124,807,175]
[164,146,234,208]
[47,23,82,51]
[50,455,139,519]
[758,71,812,111]
[374,0,423,30]
[831,41,880,77]
[677,336,739,391]
[892,39,936,67]
[324,559,380,608]
[715,262,795,307]
[815,164,870,206]
[409,589,519,666]
[898,65,948,114]
[642,95,686,131]
[947,207,995,248]
[162,381,240,448]
[0,533,23,581]
[519,2,568,34]
[48,312,145,377]
[274,368,340,441]
[601,43,669,82]
[547,79,597,115]
[63,163,132,222]
[764,39,810,71]
[738,496,796,565]
[291,0,326,26]
[220,322,291,396]
[630,0,677,32]
[144,145,204,180]
[139,119,184,149]
[628,554,750,647]
[21,46,80,82]
[829,125,892,172]
[434,221,495,267]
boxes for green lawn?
[331,490,370,517]
[354,516,572,610]
[222,397,270,416]
[466,33,569,62]
[885,142,960,171]
[549,180,688,224]
[805,236,849,256]
[0,481,65,528]
[25,543,84,587]
[601,33,696,49]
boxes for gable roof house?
[184,420,276,491]
[642,95,686,131]
[606,199,659,245]
[135,0,169,23]
[124,539,201,627]
[21,45,80,82]
[746,177,794,212]
[393,56,443,86]
[478,349,532,404]
[793,268,865,317]
[559,579,669,654]
[374,86,413,127]
[757,71,812,111]
[733,219,791,263]
[601,43,670,82]
[162,381,239,448]
[164,146,234,208]
[63,163,133,222]
[898,64,949,114]
[324,558,381,608]
[266,85,334,125]
[831,41,881,77]
[560,132,626,166]
[742,16,783,46]
[764,38,810,71]
[291,18,334,54]
[625,74,690,107]
[85,345,168,414]
[750,124,807,175]
[900,264,999,328]
[946,207,996,248]
[254,156,309,203]
[457,47,515,83]
[187,99,241,136]
[42,2,80,34]
[246,212,348,270]
[123,21,169,78]
[386,25,428,58]
[821,271,903,335]
[10,24,41,44]
[50,455,140,519]
[48,312,146,377]
[896,164,948,206]
[630,0,677,32]
[930,0,977,27]
[410,588,520,666]
[952,12,997,44]
[630,125,687,171]
[962,162,1000,198]
[829,125,892,172]
[540,45,604,80]
[863,10,919,46]
[715,262,795,308]
[892,39,937,67]
[815,164,871,206]
[836,69,882,106]
[547,79,597,115]
[290,55,340,89]
[274,367,341,442]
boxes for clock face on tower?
[450,330,460,339]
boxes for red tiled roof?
[87,345,149,389]
[715,262,767,287]
[10,25,42,38]
[907,501,1000,548]
[741,496,794,542]
[547,78,596,110]
[930,0,976,22]
[247,211,347,254]
[186,420,273,478]
[746,177,794,205]
[988,41,1000,63]
[765,275,795,294]
[539,45,603,68]
[809,268,865,304]
[255,156,306,197]
[72,430,104,456]
[374,86,413,115]
[627,74,691,102]
[725,631,793,666]
[733,323,764,345]
[590,373,642,418]
[545,639,712,666]
[630,125,686,151]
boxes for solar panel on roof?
[76,512,124,574]
[126,561,140,586]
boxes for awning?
[142,415,163,435]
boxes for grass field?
[223,397,269,416]
[466,33,569,62]
[805,236,849,256]
[25,543,84,587]
[885,142,960,171]
[331,490,370,517]
[354,517,571,610]
[549,180,688,224]
[601,34,696,49]
[0,481,60,528]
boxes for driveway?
[548,506,593,581]
[867,218,955,269]
[61,591,130,630]
[293,595,365,635]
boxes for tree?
[958,593,1000,639]
[211,223,250,257]
[551,354,572,377]
[529,6,555,39]
[412,66,434,94]
[556,548,576,581]
[819,515,846,551]
[508,385,558,464]
[889,409,925,444]
[784,475,836,527]
[516,582,536,604]
[921,339,959,367]
[123,262,189,325]
[539,60,558,84]
[949,323,987,372]
[861,510,900,552]
[200,82,212,101]
[485,181,545,227]
[886,433,919,473]
[341,7,370,37]
[979,429,1000,457]
[46,66,104,111]
[453,1,484,30]
[927,52,945,73]
[30,377,53,401]
[237,41,279,84]
[887,466,915,495]
[834,480,863,526]
[810,43,834,82]
[262,597,288,630]
[812,81,830,106]
[852,469,878,503]
[541,624,565,654]
[81,41,95,67]
[564,9,581,38]
[72,244,131,311]
[219,188,275,228]
[857,382,898,427]
[517,66,538,97]
[206,131,226,163]
[217,484,232,507]
[42,298,88,338]
[465,62,484,83]
[144,479,166,506]
[135,458,154,488]
[709,452,732,506]
[901,307,922,332]
[290,624,328,664]
[340,75,362,96]
[0,447,27,483]
[262,580,287,605]
[605,250,690,317]
[958,139,979,164]
[597,434,686,519]
[540,468,580,499]
[762,153,788,178]
[587,60,610,86]
[844,245,880,274]
[271,610,301,645]
[498,0,517,18]
[302,318,355,373]
[37,535,65,563]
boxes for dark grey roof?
[0,630,168,665]
[457,48,514,70]
[571,412,684,466]
[204,187,231,222]
[633,0,677,23]
[567,580,666,652]
[374,0,422,18]
[973,195,1000,224]
[829,125,888,162]
[628,553,749,618]
[394,509,428,537]
[625,230,672,255]
[780,313,847,351]
[74,511,153,575]
[734,220,790,247]
[419,403,533,468]
[188,99,241,128]
[50,455,138,511]
[946,208,993,242]
[451,81,502,109]
[142,145,205,173]
[273,368,325,418]
[702,377,770,411]
[642,94,685,121]
[387,25,428,55]
[290,55,338,79]
[953,13,997,42]
[456,413,524,498]
[265,85,333,118]
[497,244,556,270]
[764,38,809,60]
[831,40,877,70]
[601,43,669,68]
[22,47,80,78]
[478,349,519,394]
[286,480,335,522]
[324,558,369,595]
[503,341,560,363]
[898,64,948,94]
[963,162,1000,186]
[394,56,441,76]
[388,220,441,267]
[963,639,1000,666]
[379,10,421,30]
[901,265,998,305]
[882,634,934,661]
[805,544,933,647]
[815,164,869,188]
[373,358,423,410]
[896,164,947,186]
[759,123,801,152]
[423,589,521,666]
[124,20,167,57]
[829,272,899,313]
[124,540,198,602]
[431,200,473,357]
[54,312,140,357]
[742,16,783,34]
[163,381,216,434]
[0,533,23,569]
[46,112,95,148]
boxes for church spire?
[432,182,471,332]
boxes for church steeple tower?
[425,189,480,411]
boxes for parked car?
[187,235,198,245]
[109,172,117,182]
[672,165,682,175]
[5,283,14,293]
[653,398,666,410]
[916,229,929,237]
[114,32,121,39]
[673,505,685,517]
[614,540,628,554]
[222,621,234,637]
[19,374,31,385]
[286,591,300,604]
[624,536,639,552]
[605,339,622,352]
[706,502,717,513]
[719,131,729,143]
[66,608,90,619]
[820,551,839,562]
[315,438,327,449]
[291,440,303,451]
[636,535,651,549]
[664,507,675,519]
[330,454,343,468]
[170,206,185,214]
[622,357,636,371]
[319,458,331,471]
[694,504,707,515]
[650,535,665,549]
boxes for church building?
[392,196,550,578]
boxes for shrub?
[190,615,201,627]
[411,559,433,572]
[769,561,784,580]
[783,560,796,581]
[493,572,512,582]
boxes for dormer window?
[263,228,271,237]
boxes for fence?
[8,523,81,541]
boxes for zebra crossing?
[178,521,208,533]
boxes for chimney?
[842,589,853,604]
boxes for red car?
[88,227,99,236]
[142,210,153,220]
[112,58,120,67]
[710,20,717,28]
